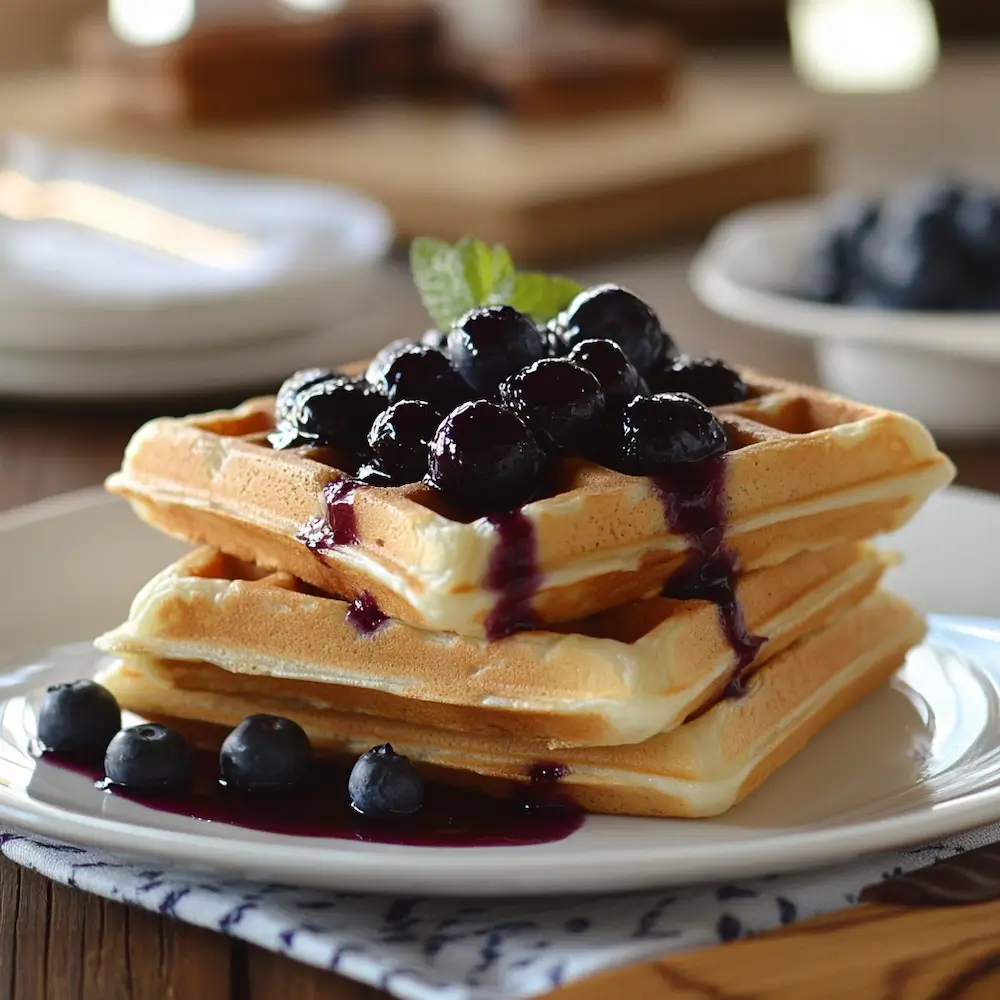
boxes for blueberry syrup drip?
[523,761,574,809]
[346,591,388,636]
[298,478,361,551]
[653,457,766,701]
[37,751,582,849]
[666,551,765,702]
[529,761,569,786]
[484,511,541,640]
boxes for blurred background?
[0,0,999,507]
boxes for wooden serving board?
[0,68,819,265]
[548,897,1000,999]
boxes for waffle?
[106,368,954,637]
[98,590,925,818]
[97,543,888,748]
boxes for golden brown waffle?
[106,368,954,636]
[97,543,888,748]
[99,590,925,818]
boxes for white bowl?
[690,200,1000,438]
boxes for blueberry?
[365,339,417,389]
[799,195,879,304]
[354,462,399,486]
[799,240,847,304]
[376,345,470,412]
[617,393,728,474]
[646,356,749,407]
[955,188,1000,261]
[557,285,674,376]
[963,283,1000,312]
[420,328,450,352]
[367,400,444,483]
[268,426,324,451]
[954,187,1000,307]
[274,368,338,427]
[855,183,967,310]
[427,400,547,515]
[499,358,605,453]
[348,743,424,818]
[447,305,548,394]
[220,715,312,793]
[36,680,121,758]
[567,338,648,411]
[294,378,385,453]
[104,724,193,792]
[904,176,965,217]
[541,325,569,358]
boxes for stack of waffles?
[96,364,954,817]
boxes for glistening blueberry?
[220,715,313,793]
[646,356,749,407]
[293,379,385,454]
[567,338,648,411]
[36,680,121,759]
[447,305,548,394]
[367,399,446,484]
[426,400,547,516]
[498,358,605,453]
[274,368,339,428]
[557,284,675,376]
[348,743,424,818]
[376,345,470,412]
[618,393,728,475]
[104,724,194,792]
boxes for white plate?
[0,325,378,400]
[690,200,1000,437]
[0,488,998,896]
[0,136,393,353]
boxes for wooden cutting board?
[547,896,1000,999]
[0,68,819,265]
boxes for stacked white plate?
[0,136,394,399]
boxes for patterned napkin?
[2,823,997,1000]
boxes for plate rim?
[0,320,388,401]
[0,205,394,354]
[1,490,999,896]
[2,618,1000,897]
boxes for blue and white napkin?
[2,823,997,1000]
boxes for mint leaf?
[457,237,516,308]
[511,272,583,323]
[410,236,581,330]
[409,237,478,332]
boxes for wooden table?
[1,48,1000,1000]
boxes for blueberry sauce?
[654,457,766,700]
[484,511,541,640]
[346,591,389,636]
[529,761,570,786]
[301,481,543,642]
[299,478,361,550]
[36,751,582,848]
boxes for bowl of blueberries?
[691,178,1000,438]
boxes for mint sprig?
[511,272,586,326]
[409,236,582,331]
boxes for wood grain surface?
[0,48,999,1000]
[551,898,1000,1000]
[0,66,819,265]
